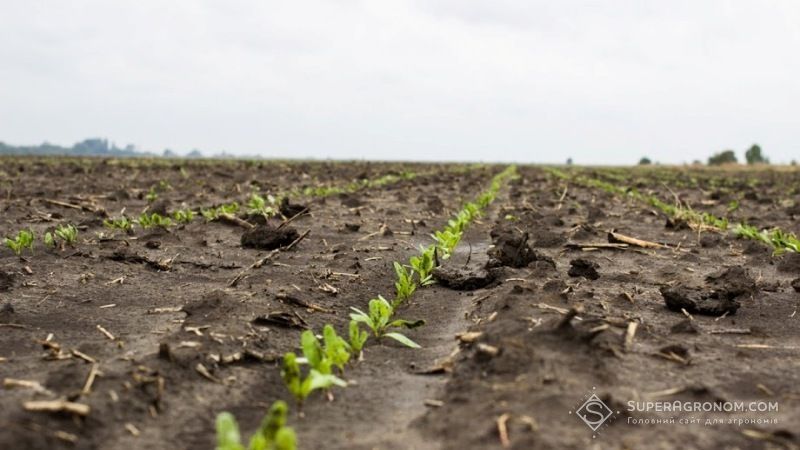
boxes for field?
[1,158,799,449]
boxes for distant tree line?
[638,144,776,166]
[708,144,768,166]
[0,138,206,158]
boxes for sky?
[1,1,799,164]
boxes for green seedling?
[348,320,368,356]
[727,200,740,213]
[54,224,78,245]
[409,245,436,286]
[432,229,461,259]
[202,202,240,221]
[300,330,333,375]
[44,232,55,248]
[216,400,297,450]
[145,187,159,203]
[103,216,134,232]
[4,230,34,256]
[137,212,173,229]
[350,296,424,348]
[247,193,278,217]
[393,262,417,308]
[281,352,346,408]
[323,324,351,372]
[172,209,196,224]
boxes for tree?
[566,157,573,165]
[744,144,769,165]
[708,150,738,166]
[638,157,652,165]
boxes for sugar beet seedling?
[216,400,297,450]
[350,295,424,348]
[4,229,34,256]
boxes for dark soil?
[567,258,600,280]
[240,223,300,250]
[2,159,799,450]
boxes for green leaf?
[323,324,350,371]
[389,319,425,329]
[301,369,346,397]
[215,412,245,450]
[349,320,368,353]
[274,427,297,450]
[384,332,421,348]
[300,330,323,372]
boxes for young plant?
[43,232,55,248]
[54,224,78,245]
[216,400,297,450]
[145,186,159,203]
[103,216,134,232]
[432,229,461,259]
[137,212,173,229]
[409,245,436,286]
[322,324,351,372]
[300,330,333,375]
[349,295,424,348]
[281,352,346,408]
[4,230,34,256]
[202,202,240,221]
[348,320,368,356]
[145,180,171,203]
[172,209,196,224]
[393,262,417,307]
[247,193,278,217]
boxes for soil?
[1,159,799,450]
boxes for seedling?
[216,400,297,450]
[393,262,416,307]
[137,212,172,229]
[300,330,333,375]
[172,209,196,224]
[145,180,171,203]
[322,324,351,372]
[247,193,278,217]
[4,230,34,256]
[348,320,368,356]
[202,202,240,221]
[409,245,436,286]
[145,187,159,203]
[44,232,55,248]
[281,352,346,408]
[103,217,134,232]
[54,224,78,245]
[349,295,424,348]
[432,229,461,259]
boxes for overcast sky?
[1,1,799,164]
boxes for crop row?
[214,166,518,450]
[546,168,800,253]
[2,167,470,256]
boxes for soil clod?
[0,271,15,292]
[241,223,300,250]
[279,197,308,218]
[660,285,740,316]
[252,311,308,329]
[568,258,599,280]
[777,252,800,274]
[433,266,497,290]
[487,226,553,268]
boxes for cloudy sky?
[1,1,799,164]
